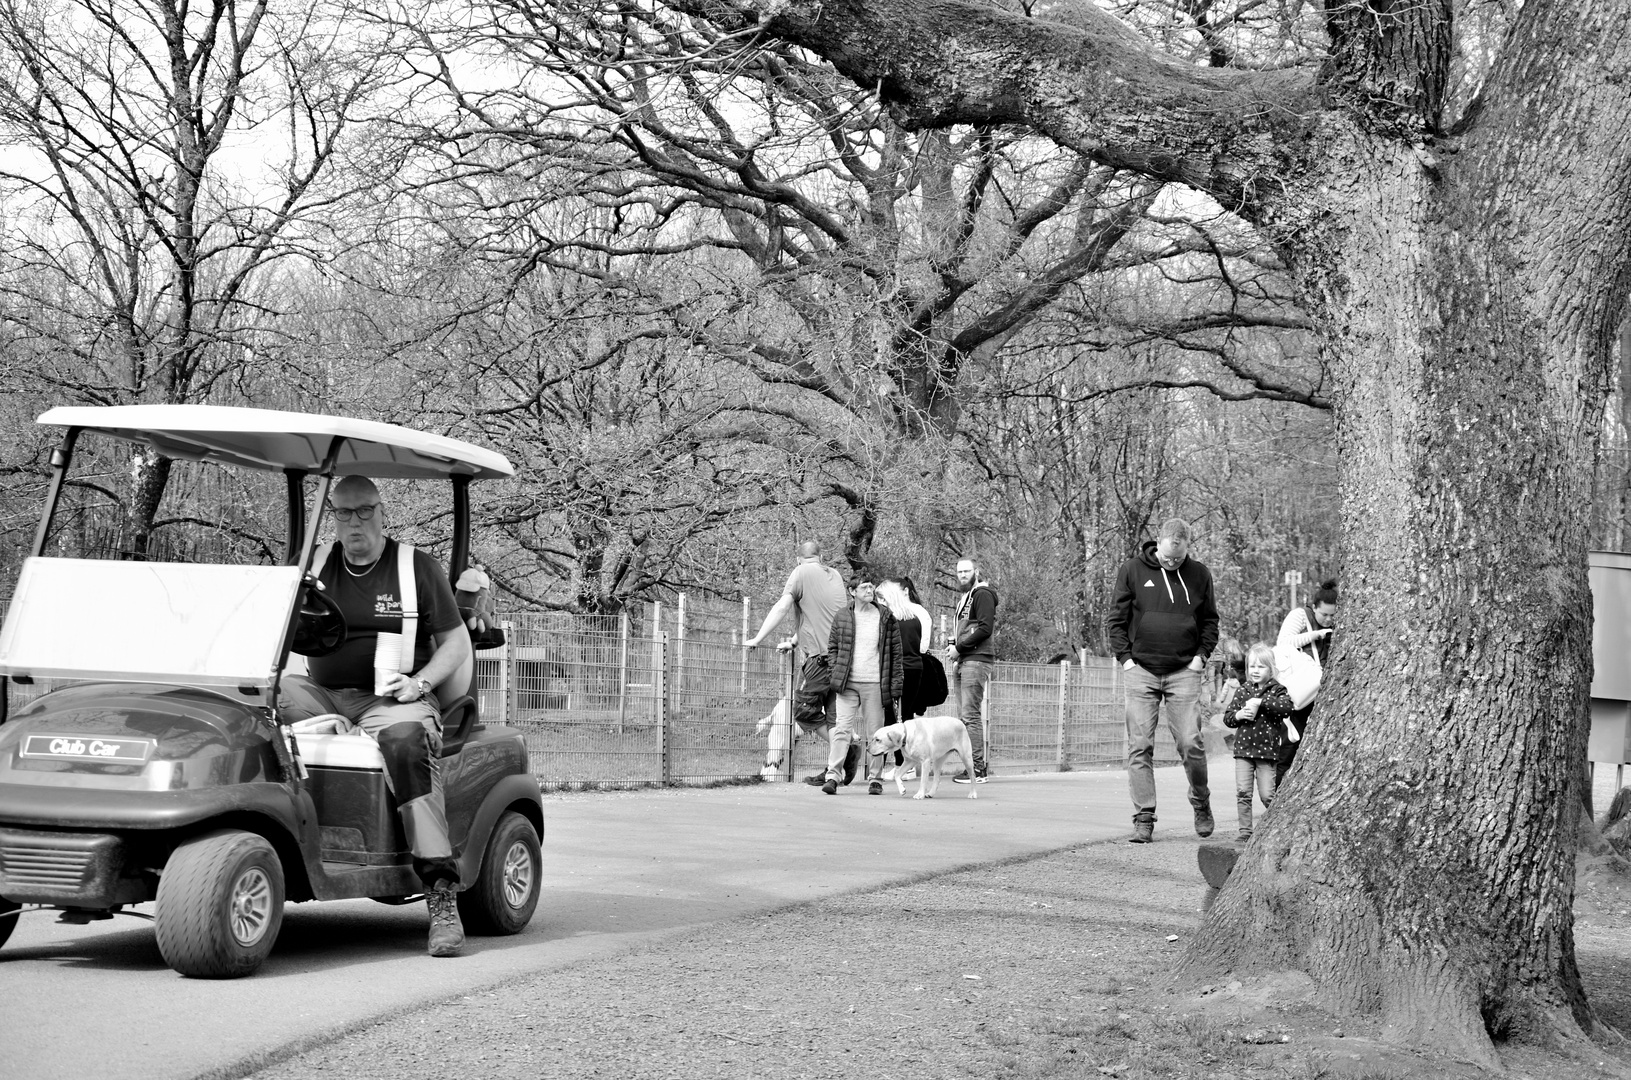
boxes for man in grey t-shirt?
[745,540,848,780]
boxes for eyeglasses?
[329,503,380,522]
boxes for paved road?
[4,766,1206,1080]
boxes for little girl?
[1222,642,1297,842]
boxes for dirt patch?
[249,831,1631,1080]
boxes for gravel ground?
[235,761,1631,1080]
[246,810,1631,1080]
[248,834,1212,1080]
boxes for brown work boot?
[426,881,464,957]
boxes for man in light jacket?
[1105,518,1220,843]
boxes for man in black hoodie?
[1105,518,1219,843]
[947,557,998,783]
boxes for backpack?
[793,654,832,725]
[918,652,949,708]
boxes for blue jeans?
[1235,757,1276,838]
[1124,664,1209,824]
[954,658,993,773]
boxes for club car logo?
[20,734,153,765]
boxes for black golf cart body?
[0,405,543,976]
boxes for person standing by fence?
[1275,578,1338,784]
[744,540,850,782]
[823,573,904,795]
[877,577,932,781]
[1106,518,1219,844]
[947,557,998,785]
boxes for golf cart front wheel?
[155,830,284,978]
[458,810,540,935]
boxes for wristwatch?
[414,676,433,700]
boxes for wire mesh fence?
[0,592,1202,791]
[477,613,1190,789]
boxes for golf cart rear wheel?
[155,830,284,978]
[0,896,19,951]
[458,810,540,935]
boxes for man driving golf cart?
[0,405,543,979]
[280,475,471,957]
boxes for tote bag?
[1271,644,1323,710]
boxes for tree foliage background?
[0,0,1619,664]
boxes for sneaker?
[426,881,464,957]
[1237,830,1253,843]
[803,772,827,786]
[1131,821,1154,844]
[842,743,861,785]
[898,767,917,781]
[822,778,838,795]
[1194,806,1215,838]
[952,770,988,785]
[868,780,883,795]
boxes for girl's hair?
[1312,578,1339,607]
[875,580,912,621]
[896,574,923,605]
[1246,642,1277,679]
[1218,636,1246,679]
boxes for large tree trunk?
[1185,95,1626,1059]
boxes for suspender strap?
[398,542,419,659]
[316,540,420,662]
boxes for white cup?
[373,632,403,697]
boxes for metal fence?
[474,612,1185,789]
[0,599,1189,791]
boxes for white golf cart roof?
[0,405,513,690]
[38,404,514,480]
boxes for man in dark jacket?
[821,574,904,795]
[1105,518,1220,843]
[946,557,998,784]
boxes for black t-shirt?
[307,539,462,690]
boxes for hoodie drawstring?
[1160,566,1192,605]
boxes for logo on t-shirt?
[375,593,402,618]
[1143,579,1155,588]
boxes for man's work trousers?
[279,675,459,887]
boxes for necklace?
[341,549,384,577]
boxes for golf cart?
[0,405,543,977]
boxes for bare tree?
[0,0,403,556]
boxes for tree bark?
[661,0,1631,1060]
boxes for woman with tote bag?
[1274,579,1338,783]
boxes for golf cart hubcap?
[501,841,533,908]
[230,868,274,945]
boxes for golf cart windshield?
[0,558,302,689]
[2,404,515,691]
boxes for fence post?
[740,596,750,693]
[1057,659,1070,771]
[504,619,517,725]
[675,593,686,703]
[616,611,630,735]
[780,647,792,781]
[983,676,993,773]
[650,600,663,715]
[656,630,671,786]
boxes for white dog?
[867,716,977,799]
[756,699,794,778]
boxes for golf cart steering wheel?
[292,579,347,656]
